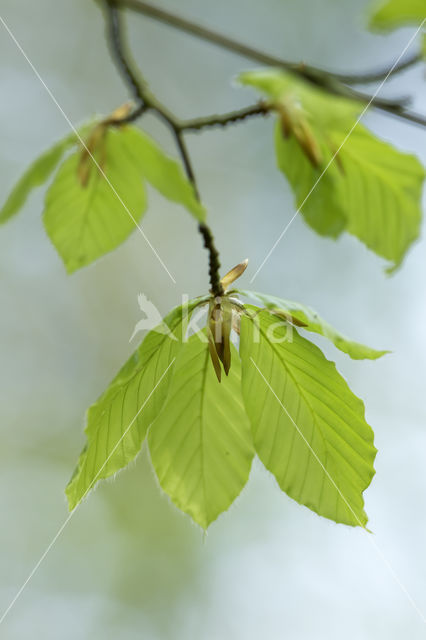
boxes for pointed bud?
[77,124,107,187]
[207,327,222,382]
[220,259,249,292]
[105,102,133,126]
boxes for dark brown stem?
[332,52,422,84]
[114,0,426,129]
[198,224,224,296]
[104,0,224,295]
[181,103,270,132]
[105,0,145,107]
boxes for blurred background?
[0,0,425,637]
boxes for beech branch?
[105,0,224,296]
[114,0,426,129]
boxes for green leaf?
[0,128,88,224]
[43,125,205,272]
[148,332,254,529]
[339,125,424,271]
[66,301,202,511]
[122,127,206,222]
[240,308,376,527]
[237,289,389,360]
[44,126,147,273]
[369,0,425,31]
[239,69,425,269]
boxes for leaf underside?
[44,127,147,273]
[240,69,425,270]
[2,122,205,273]
[240,310,377,527]
[66,302,202,511]
[148,333,254,529]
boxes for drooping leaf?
[333,124,424,271]
[44,126,148,273]
[122,127,206,222]
[239,69,425,269]
[237,289,389,360]
[369,0,425,32]
[66,301,202,511]
[43,124,205,272]
[0,126,90,224]
[240,308,377,527]
[148,333,254,529]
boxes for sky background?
[0,0,425,638]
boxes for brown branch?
[104,0,224,296]
[181,103,270,132]
[114,0,425,129]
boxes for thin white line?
[0,13,176,284]
[250,19,426,283]
[250,355,426,625]
[0,358,176,626]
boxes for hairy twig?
[104,0,224,295]
[102,0,425,291]
[181,103,270,132]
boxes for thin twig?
[104,0,224,295]
[181,103,270,132]
[332,51,422,84]
[116,0,425,119]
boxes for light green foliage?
[237,290,389,359]
[123,127,206,222]
[240,309,376,527]
[239,69,425,270]
[67,294,378,528]
[0,128,89,224]
[148,333,254,529]
[369,0,425,30]
[66,301,202,511]
[369,0,426,58]
[2,123,205,272]
[44,127,148,273]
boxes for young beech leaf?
[66,301,202,511]
[0,126,91,224]
[121,127,206,222]
[240,308,377,527]
[369,0,425,32]
[44,126,147,273]
[148,332,254,529]
[237,289,389,360]
[239,70,425,270]
[43,124,205,272]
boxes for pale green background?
[0,0,425,638]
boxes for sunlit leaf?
[369,0,425,31]
[44,126,147,273]
[66,301,202,511]
[3,121,205,273]
[0,127,90,224]
[239,69,425,269]
[148,333,254,529]
[240,308,376,527]
[237,289,389,359]
[123,127,206,222]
